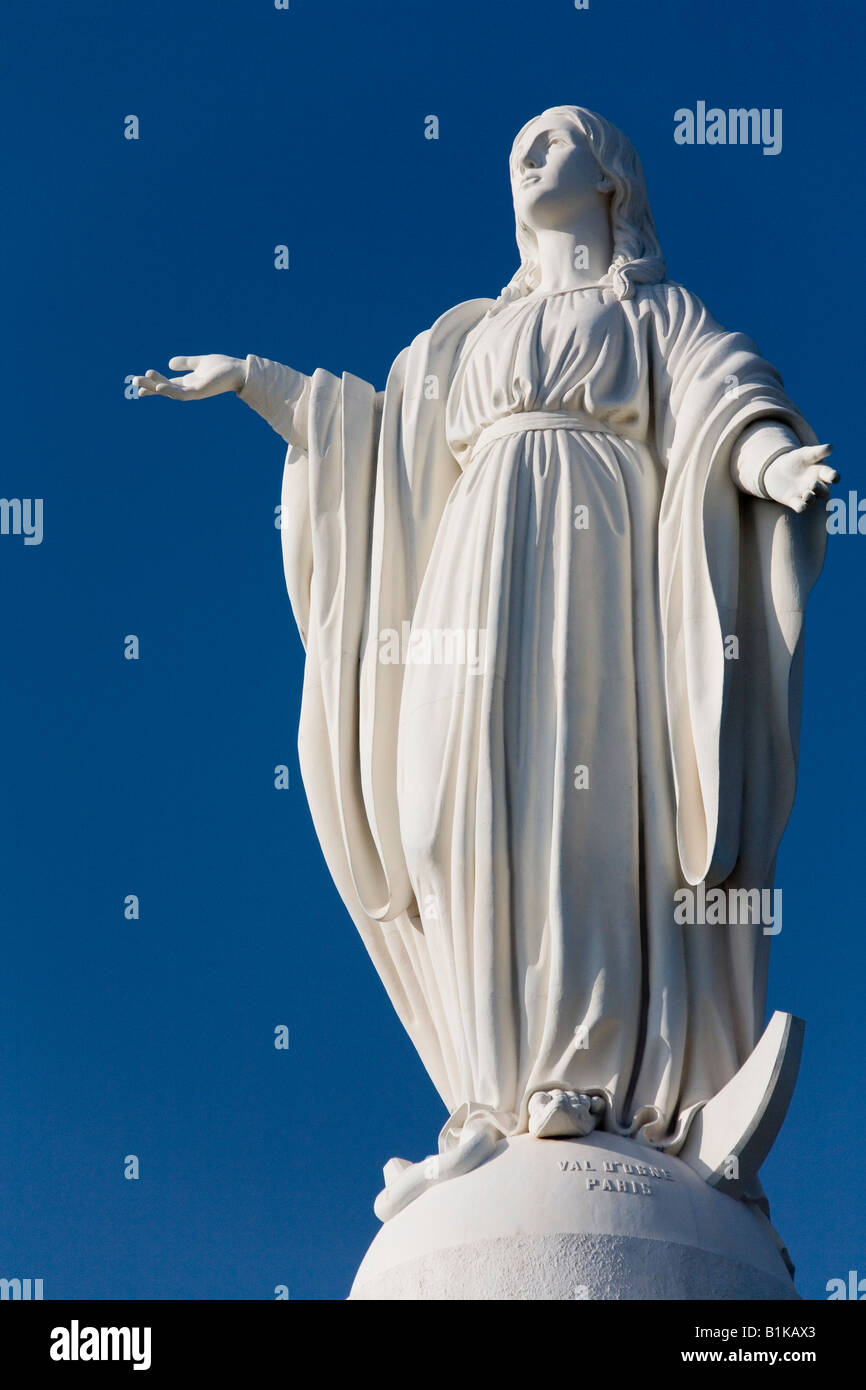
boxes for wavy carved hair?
[490,105,666,315]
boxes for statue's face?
[511,118,606,233]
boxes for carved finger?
[805,442,833,462]
[168,356,202,371]
[133,376,161,396]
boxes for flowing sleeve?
[232,303,492,1112]
[649,283,827,888]
[238,355,342,648]
[239,354,312,449]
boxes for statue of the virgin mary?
[135,106,834,1221]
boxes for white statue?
[134,106,834,1229]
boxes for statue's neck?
[533,207,613,292]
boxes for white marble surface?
[133,107,834,1263]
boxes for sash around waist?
[470,410,619,457]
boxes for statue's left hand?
[762,443,838,513]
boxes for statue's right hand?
[132,355,246,401]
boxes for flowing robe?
[241,281,826,1156]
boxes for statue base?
[349,1132,798,1301]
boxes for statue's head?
[503,105,665,304]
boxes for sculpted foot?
[528,1089,604,1139]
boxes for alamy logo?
[674,103,782,156]
[0,1276,43,1299]
[0,497,43,545]
[826,1271,866,1300]
[827,491,866,534]
[674,885,782,935]
[50,1320,152,1371]
[378,622,487,673]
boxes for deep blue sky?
[1,0,862,1301]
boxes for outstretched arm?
[133,354,311,449]
[730,419,837,513]
[650,284,837,516]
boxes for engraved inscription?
[558,1156,675,1195]
[587,1176,654,1194]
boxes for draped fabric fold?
[652,285,826,893]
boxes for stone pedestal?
[349,1132,798,1301]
